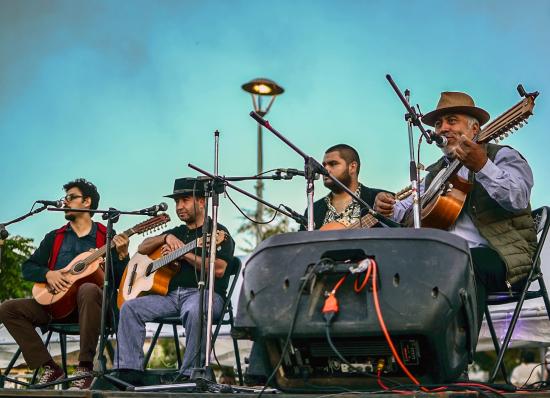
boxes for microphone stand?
[46,206,159,390]
[405,89,421,228]
[249,111,400,228]
[385,74,448,228]
[0,204,50,267]
[189,164,307,228]
[135,132,284,394]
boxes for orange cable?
[354,262,372,292]
[371,260,427,391]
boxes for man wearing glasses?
[0,178,129,390]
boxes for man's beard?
[65,213,76,222]
[442,144,458,159]
[324,171,352,193]
[177,211,195,224]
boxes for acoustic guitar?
[117,230,226,308]
[403,89,538,229]
[32,213,170,319]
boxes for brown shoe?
[68,367,93,390]
[38,364,65,385]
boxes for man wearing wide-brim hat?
[114,177,235,383]
[374,91,537,355]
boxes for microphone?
[139,202,168,215]
[36,200,63,208]
[276,168,320,180]
[434,135,448,148]
[428,130,447,148]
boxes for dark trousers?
[470,247,512,332]
[0,283,103,369]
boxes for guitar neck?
[347,213,380,230]
[148,240,198,274]
[82,226,137,266]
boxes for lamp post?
[242,78,284,243]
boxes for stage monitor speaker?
[234,228,477,391]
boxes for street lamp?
[242,78,284,243]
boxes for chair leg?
[537,275,550,320]
[173,324,182,369]
[489,288,530,383]
[485,307,508,383]
[0,347,23,387]
[106,339,116,365]
[143,323,163,369]
[228,309,243,385]
[60,333,70,389]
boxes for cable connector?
[322,294,339,324]
[376,358,385,372]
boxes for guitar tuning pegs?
[518,122,524,128]
[524,120,529,125]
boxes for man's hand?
[45,270,71,293]
[374,192,395,217]
[161,234,184,256]
[454,136,488,172]
[113,234,129,259]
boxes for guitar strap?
[47,222,107,270]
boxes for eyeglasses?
[62,194,83,202]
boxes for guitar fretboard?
[146,240,198,276]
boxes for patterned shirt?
[322,184,363,227]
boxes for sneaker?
[68,367,93,390]
[38,364,65,385]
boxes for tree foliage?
[237,207,298,253]
[0,235,35,300]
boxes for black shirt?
[54,223,98,270]
[164,219,235,296]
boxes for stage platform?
[0,390,510,398]
[0,389,549,398]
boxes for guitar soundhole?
[73,262,86,273]
[145,264,153,276]
[432,287,439,298]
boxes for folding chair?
[142,257,243,384]
[484,206,550,383]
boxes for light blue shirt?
[393,147,534,248]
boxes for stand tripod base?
[191,366,215,381]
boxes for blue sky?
[1,0,549,255]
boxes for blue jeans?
[115,288,224,376]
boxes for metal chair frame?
[484,206,550,383]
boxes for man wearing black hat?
[374,91,537,333]
[114,177,235,382]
